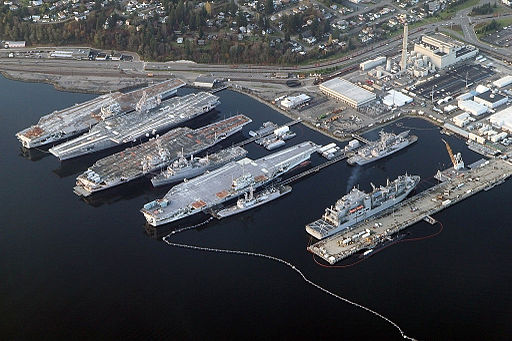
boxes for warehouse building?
[473,91,508,109]
[413,33,478,69]
[382,89,413,107]
[360,56,386,71]
[493,75,512,88]
[319,78,376,108]
[489,106,512,132]
[458,100,488,116]
[280,94,311,109]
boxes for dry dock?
[308,158,512,264]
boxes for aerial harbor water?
[1,76,511,340]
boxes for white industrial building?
[382,90,413,107]
[458,100,488,116]
[360,56,386,71]
[493,75,512,88]
[489,106,512,132]
[319,78,376,108]
[413,34,478,69]
[194,76,218,88]
[473,91,508,109]
[280,94,311,109]
[452,112,474,127]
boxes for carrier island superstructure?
[16,79,186,149]
[48,92,219,160]
[306,174,420,239]
[141,141,319,226]
[73,115,251,197]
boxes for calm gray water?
[1,77,511,340]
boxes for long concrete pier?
[308,158,512,264]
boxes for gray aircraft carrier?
[73,115,251,197]
[48,92,220,160]
[141,141,319,226]
[16,79,185,148]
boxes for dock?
[280,153,348,186]
[308,158,512,264]
[351,134,371,145]
[232,119,301,148]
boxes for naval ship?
[214,185,292,219]
[73,115,251,197]
[141,141,319,226]
[306,174,420,239]
[16,79,185,148]
[347,130,417,166]
[151,146,248,187]
[49,92,219,160]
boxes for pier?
[232,119,302,148]
[308,158,512,264]
[351,134,371,145]
[280,153,348,186]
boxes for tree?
[265,0,274,15]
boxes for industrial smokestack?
[400,23,408,72]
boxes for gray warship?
[49,92,220,160]
[73,115,251,197]
[214,185,292,219]
[306,174,420,239]
[151,146,248,187]
[141,141,319,226]
[347,130,417,166]
[16,79,185,148]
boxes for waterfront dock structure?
[49,92,219,160]
[16,79,185,148]
[308,158,512,264]
[73,115,251,197]
[141,141,319,226]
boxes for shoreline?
[3,68,446,144]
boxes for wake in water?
[162,219,417,340]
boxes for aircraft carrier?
[151,146,248,187]
[48,92,219,160]
[16,79,185,148]
[141,141,319,226]
[73,115,251,197]
[306,174,420,239]
[347,130,417,166]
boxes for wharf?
[308,158,512,264]
[232,119,301,148]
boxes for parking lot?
[414,64,494,101]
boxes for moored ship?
[151,146,248,187]
[347,130,417,166]
[16,79,185,149]
[214,185,292,219]
[73,115,251,197]
[141,141,319,226]
[49,92,219,160]
[306,174,420,239]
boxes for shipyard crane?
[442,139,464,170]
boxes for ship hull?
[347,135,417,166]
[141,141,319,226]
[306,177,420,239]
[215,186,292,219]
[16,80,185,149]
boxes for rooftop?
[320,78,376,103]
